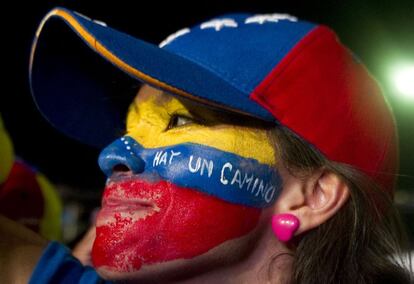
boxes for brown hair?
[268,126,413,284]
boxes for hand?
[72,225,96,266]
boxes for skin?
[93,85,281,282]
[92,85,350,283]
[0,215,47,284]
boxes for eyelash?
[167,114,195,130]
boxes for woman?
[1,7,412,283]
[91,85,412,283]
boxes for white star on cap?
[74,11,107,27]
[245,14,297,24]
[93,20,107,27]
[159,28,191,48]
[200,18,238,31]
[74,11,92,21]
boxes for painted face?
[92,85,281,279]
[0,115,14,185]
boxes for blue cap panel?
[163,14,315,94]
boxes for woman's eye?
[167,115,194,129]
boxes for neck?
[177,226,293,284]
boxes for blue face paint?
[98,136,282,208]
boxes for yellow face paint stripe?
[126,93,277,166]
[30,8,256,119]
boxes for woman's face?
[92,85,283,282]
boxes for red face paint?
[92,178,261,272]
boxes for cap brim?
[30,7,274,148]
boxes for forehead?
[134,85,173,105]
[133,85,221,117]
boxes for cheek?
[92,180,261,272]
[158,183,262,255]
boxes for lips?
[96,179,162,227]
[103,198,154,209]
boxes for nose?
[98,137,145,177]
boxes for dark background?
[1,1,413,240]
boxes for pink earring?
[271,213,300,242]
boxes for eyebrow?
[155,90,273,129]
[182,97,273,129]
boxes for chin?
[94,255,219,284]
[93,240,231,283]
[94,225,264,284]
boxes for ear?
[274,168,350,236]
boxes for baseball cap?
[29,7,398,191]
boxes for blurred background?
[0,0,413,245]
